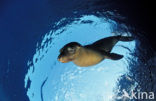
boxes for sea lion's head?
[58,42,81,63]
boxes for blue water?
[0,0,155,101]
[25,15,136,101]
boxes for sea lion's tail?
[118,36,134,41]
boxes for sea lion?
[58,35,134,67]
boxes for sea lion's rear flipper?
[105,52,123,60]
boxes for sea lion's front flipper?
[105,52,123,60]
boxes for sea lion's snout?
[58,53,67,63]
[57,54,72,63]
[58,57,65,63]
[57,55,62,62]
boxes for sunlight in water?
[25,14,135,101]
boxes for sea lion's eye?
[67,47,75,53]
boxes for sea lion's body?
[73,47,104,67]
[58,35,134,67]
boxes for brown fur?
[73,47,104,67]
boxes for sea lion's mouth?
[58,58,66,63]
[58,55,64,62]
[58,55,70,63]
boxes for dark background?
[0,0,155,101]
